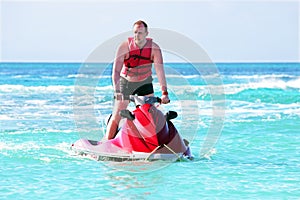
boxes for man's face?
[133,24,148,45]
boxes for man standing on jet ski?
[105,20,170,140]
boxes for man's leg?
[105,99,129,140]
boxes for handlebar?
[129,95,161,106]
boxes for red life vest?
[121,37,153,80]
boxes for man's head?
[133,20,148,32]
[133,20,148,46]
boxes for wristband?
[162,91,168,95]
[114,93,123,100]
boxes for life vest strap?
[125,54,153,63]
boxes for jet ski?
[71,95,193,162]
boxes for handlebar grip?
[157,97,170,104]
[156,97,162,104]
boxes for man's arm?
[112,41,127,92]
[152,42,170,103]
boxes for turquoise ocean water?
[0,63,299,199]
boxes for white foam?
[12,75,31,79]
[165,74,200,79]
[0,115,14,120]
[224,78,300,95]
[286,78,300,89]
[0,84,111,95]
[226,100,300,119]
[41,76,59,79]
[0,141,40,151]
[227,74,297,80]
[24,100,48,105]
[0,84,74,93]
[67,74,111,79]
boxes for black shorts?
[120,76,154,100]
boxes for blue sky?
[1,0,299,62]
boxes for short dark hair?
[133,20,148,31]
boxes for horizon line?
[1,60,299,64]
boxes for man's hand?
[161,95,170,104]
